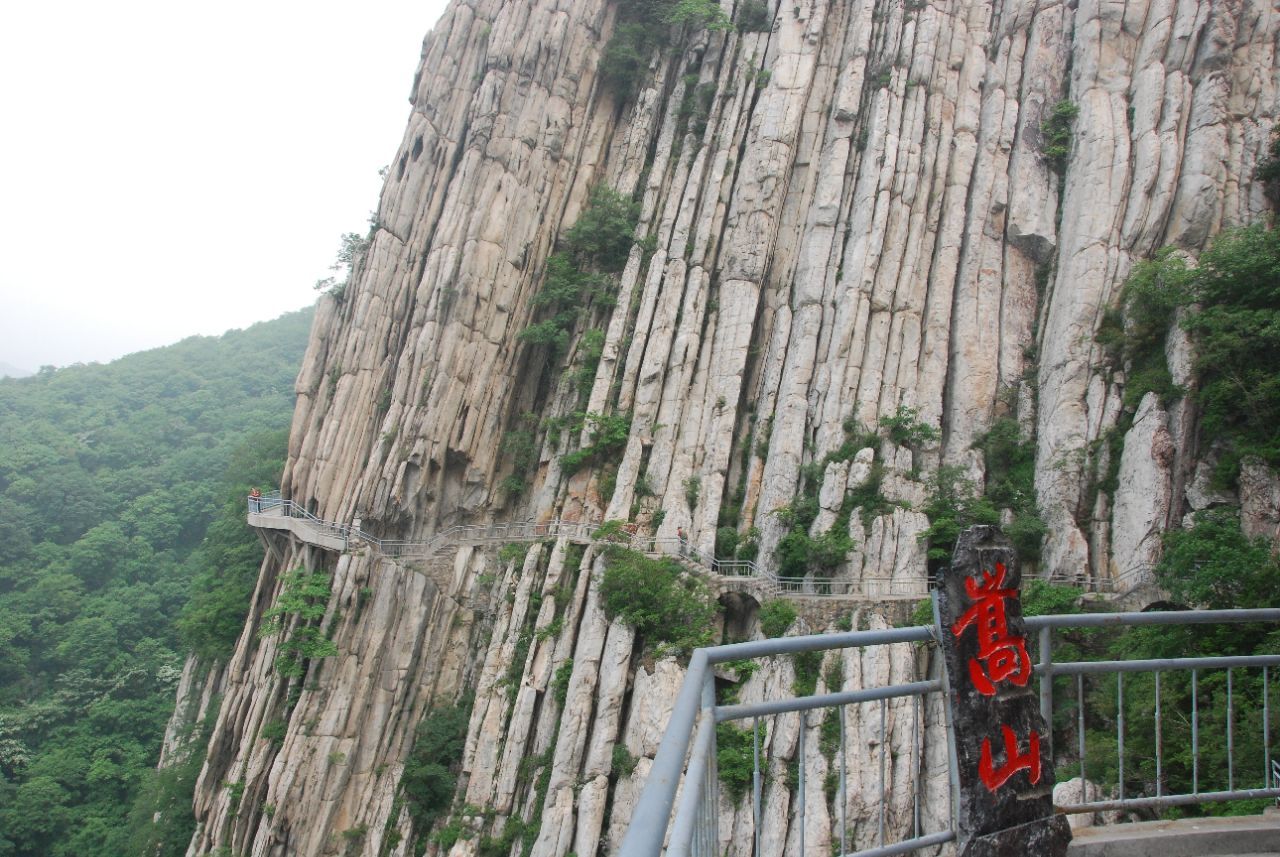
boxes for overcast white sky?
[0,0,451,372]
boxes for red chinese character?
[951,562,1032,695]
[978,724,1042,792]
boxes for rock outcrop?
[179,0,1280,854]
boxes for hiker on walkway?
[677,526,688,557]
[249,487,262,512]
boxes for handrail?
[621,607,1280,856]
[246,493,935,601]
[618,625,940,857]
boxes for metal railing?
[619,625,952,857]
[1031,608,1280,816]
[247,493,932,601]
[620,607,1280,857]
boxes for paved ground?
[1068,809,1280,857]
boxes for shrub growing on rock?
[600,548,717,652]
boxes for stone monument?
[934,525,1071,857]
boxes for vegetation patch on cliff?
[258,568,339,679]
[600,547,717,653]
[1098,223,1280,485]
[401,698,473,847]
[520,186,639,356]
[771,416,895,580]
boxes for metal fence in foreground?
[1029,608,1280,816]
[619,607,1280,857]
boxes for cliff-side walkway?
[246,493,926,602]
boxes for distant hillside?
[0,361,31,379]
[0,306,314,857]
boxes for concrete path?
[1068,809,1280,856]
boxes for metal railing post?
[752,717,761,857]
[1039,624,1053,758]
[932,589,963,847]
[702,669,717,856]
[798,711,806,857]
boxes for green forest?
[0,308,312,856]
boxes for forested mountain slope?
[0,307,312,856]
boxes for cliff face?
[179,0,1280,854]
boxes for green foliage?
[519,254,613,354]
[600,21,660,101]
[1019,579,1083,617]
[1156,509,1280,609]
[1066,556,1276,814]
[908,597,933,627]
[431,822,463,849]
[711,526,742,560]
[611,744,638,777]
[819,708,841,759]
[683,475,701,510]
[791,650,822,697]
[226,779,245,813]
[715,525,739,559]
[823,658,844,691]
[844,462,894,527]
[566,186,643,273]
[715,723,756,801]
[775,504,851,576]
[521,187,639,354]
[774,527,813,578]
[123,696,220,857]
[401,699,473,839]
[313,232,369,301]
[259,718,287,746]
[735,526,760,561]
[499,416,540,497]
[551,659,574,707]
[918,466,1000,569]
[1100,225,1280,484]
[560,411,632,473]
[1041,99,1079,173]
[1255,126,1280,206]
[178,431,289,661]
[1099,247,1190,410]
[599,548,718,652]
[666,0,732,31]
[676,76,718,140]
[498,542,529,566]
[758,599,797,638]
[735,0,772,31]
[477,818,526,857]
[568,329,606,401]
[0,309,309,856]
[591,519,632,543]
[258,568,339,678]
[972,418,1047,562]
[772,416,890,578]
[1181,225,1280,473]
[878,405,939,448]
